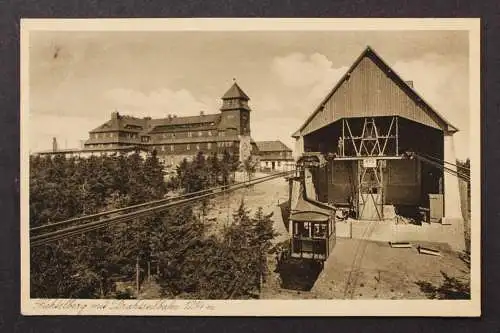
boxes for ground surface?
[204,172,290,242]
[140,172,470,300]
[262,236,470,299]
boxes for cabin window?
[312,224,327,238]
[294,222,311,238]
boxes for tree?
[243,156,258,182]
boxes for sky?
[29,30,470,159]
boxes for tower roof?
[222,82,250,101]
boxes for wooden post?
[395,116,399,156]
[136,256,140,296]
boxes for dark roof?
[222,82,250,100]
[255,140,292,152]
[90,113,222,134]
[90,115,147,133]
[290,196,332,222]
[294,46,458,137]
[149,114,221,133]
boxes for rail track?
[30,170,295,247]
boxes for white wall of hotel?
[259,160,294,172]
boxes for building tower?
[219,81,251,136]
[219,81,252,162]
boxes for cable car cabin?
[289,195,335,261]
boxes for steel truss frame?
[338,116,399,220]
[340,116,399,158]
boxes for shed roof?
[294,46,458,137]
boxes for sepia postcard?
[20,18,481,316]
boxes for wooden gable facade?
[298,47,457,137]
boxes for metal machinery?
[337,116,400,220]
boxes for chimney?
[405,80,414,88]
[111,111,120,119]
[200,111,205,116]
[79,140,85,149]
[52,137,58,152]
[173,114,177,118]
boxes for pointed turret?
[220,81,251,112]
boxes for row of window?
[86,143,116,149]
[261,151,292,158]
[90,131,229,141]
[292,221,334,239]
[155,141,235,152]
[160,131,226,139]
[90,132,139,140]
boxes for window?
[172,133,176,138]
[198,131,203,137]
[196,144,200,150]
[163,134,167,139]
[186,144,190,151]
[266,161,269,167]
[208,131,212,136]
[207,142,212,149]
[161,145,165,152]
[219,132,225,137]
[294,222,311,238]
[280,151,284,157]
[170,145,174,152]
[188,132,192,137]
[277,161,281,167]
[312,223,327,238]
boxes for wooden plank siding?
[301,53,446,137]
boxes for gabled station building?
[292,46,464,229]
